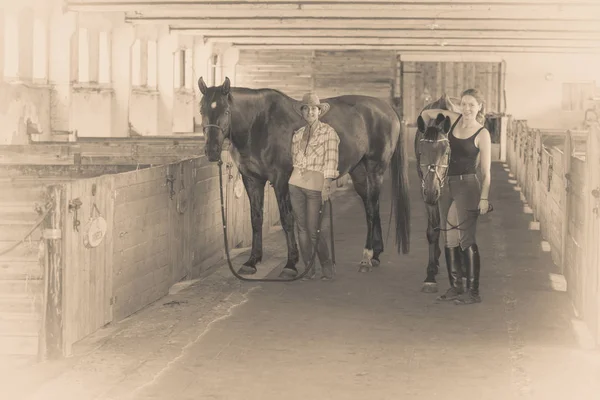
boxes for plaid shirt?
[291,121,340,179]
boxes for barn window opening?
[173,48,192,90]
[98,31,110,84]
[173,49,185,89]
[32,16,47,83]
[210,54,219,86]
[3,12,19,79]
[147,40,157,88]
[77,28,90,83]
[131,39,141,86]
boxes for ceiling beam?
[123,9,600,21]
[66,1,600,20]
[128,18,600,32]
[173,28,600,41]
[206,37,600,48]
[230,43,600,54]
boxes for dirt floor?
[3,162,600,400]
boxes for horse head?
[416,113,451,205]
[198,77,233,162]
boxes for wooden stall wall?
[57,150,280,351]
[506,113,600,346]
[62,175,114,355]
[236,50,395,100]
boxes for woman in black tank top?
[420,89,492,305]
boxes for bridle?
[418,136,450,194]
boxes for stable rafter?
[65,0,600,53]
[173,29,600,41]
[202,36,600,48]
[229,43,600,54]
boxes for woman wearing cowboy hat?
[288,92,340,281]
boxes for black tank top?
[448,115,485,176]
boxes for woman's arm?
[476,129,492,214]
[322,127,340,180]
[420,109,461,126]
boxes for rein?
[216,159,336,283]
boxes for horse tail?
[390,107,411,254]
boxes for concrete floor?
[4,162,600,400]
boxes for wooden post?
[42,185,65,359]
[584,121,600,345]
[560,131,572,273]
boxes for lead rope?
[217,160,335,282]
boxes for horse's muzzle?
[205,146,222,162]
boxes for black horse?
[414,94,456,292]
[198,77,410,277]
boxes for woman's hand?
[322,181,332,203]
[479,199,489,215]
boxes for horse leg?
[239,174,266,275]
[349,164,375,273]
[366,169,385,267]
[272,180,300,277]
[421,203,441,293]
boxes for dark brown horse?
[414,94,457,292]
[198,77,410,277]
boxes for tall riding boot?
[455,244,481,304]
[436,247,464,301]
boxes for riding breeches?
[438,174,481,250]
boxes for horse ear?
[198,77,207,94]
[443,116,452,133]
[417,115,426,132]
[222,77,231,94]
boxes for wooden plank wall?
[507,116,600,345]
[237,50,394,100]
[62,174,114,356]
[312,50,394,99]
[565,156,587,317]
[402,61,501,125]
[236,50,313,99]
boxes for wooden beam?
[230,43,600,54]
[66,0,600,14]
[134,19,600,32]
[206,36,600,48]
[174,28,600,41]
[125,8,600,22]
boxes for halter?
[203,124,225,133]
[418,136,450,192]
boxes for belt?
[447,173,477,180]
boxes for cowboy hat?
[293,92,330,117]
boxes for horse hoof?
[371,258,380,267]
[278,267,298,278]
[358,264,372,273]
[238,265,257,275]
[421,282,438,293]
